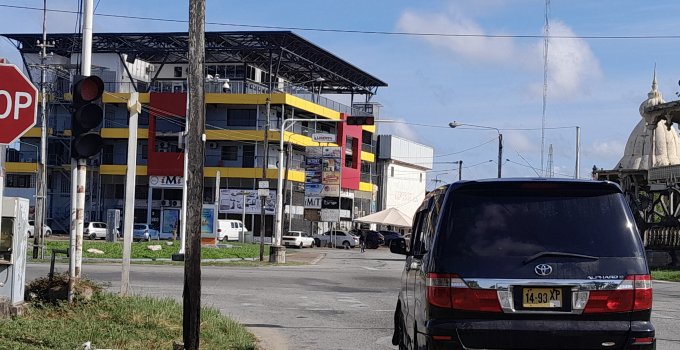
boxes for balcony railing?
[104,80,371,117]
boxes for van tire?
[314,238,321,247]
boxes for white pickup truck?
[312,230,359,248]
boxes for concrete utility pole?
[34,0,50,259]
[260,96,270,261]
[69,0,94,302]
[120,92,140,296]
[184,0,206,348]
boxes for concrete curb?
[308,253,326,265]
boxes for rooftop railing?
[104,80,372,117]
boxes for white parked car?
[312,230,359,248]
[133,224,161,242]
[281,231,314,248]
[27,220,52,238]
[85,222,119,240]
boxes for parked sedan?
[133,224,161,242]
[380,231,403,246]
[365,231,385,249]
[85,222,119,240]
[27,220,52,238]
[281,231,314,248]
[312,230,359,248]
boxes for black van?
[390,179,654,350]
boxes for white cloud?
[584,139,626,160]
[397,8,515,65]
[396,6,602,99]
[381,118,421,143]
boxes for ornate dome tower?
[616,71,680,169]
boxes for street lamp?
[433,172,448,186]
[449,122,503,178]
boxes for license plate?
[522,288,562,308]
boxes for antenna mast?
[541,0,550,176]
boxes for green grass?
[652,269,680,282]
[0,293,256,350]
[39,241,269,260]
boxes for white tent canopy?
[354,207,413,228]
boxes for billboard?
[219,189,276,214]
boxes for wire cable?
[3,4,680,40]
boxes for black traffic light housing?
[71,75,104,159]
[346,116,375,126]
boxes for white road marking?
[361,266,379,270]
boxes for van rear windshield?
[436,190,644,258]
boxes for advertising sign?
[305,184,324,195]
[322,146,342,158]
[201,207,215,235]
[305,158,322,171]
[320,184,340,196]
[219,189,276,214]
[312,133,336,143]
[305,171,322,184]
[161,209,180,234]
[320,209,341,222]
[304,196,322,209]
[149,175,184,188]
[322,171,340,185]
[321,197,339,209]
[323,158,341,172]
[306,146,323,159]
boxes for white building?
[377,135,433,220]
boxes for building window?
[103,145,114,164]
[5,174,33,188]
[221,146,238,161]
[391,167,394,177]
[345,136,354,151]
[174,66,182,78]
[61,176,70,193]
[242,145,255,168]
[141,145,148,160]
[227,109,257,127]
[420,173,423,182]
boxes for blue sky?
[2,0,680,186]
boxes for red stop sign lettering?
[0,64,38,145]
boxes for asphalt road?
[27,247,404,350]
[25,248,680,350]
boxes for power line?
[3,4,680,40]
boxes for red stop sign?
[0,64,38,145]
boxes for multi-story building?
[2,31,387,236]
[377,135,434,220]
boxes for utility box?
[1,197,30,305]
[106,209,121,242]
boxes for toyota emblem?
[535,264,553,276]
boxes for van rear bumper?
[418,319,654,350]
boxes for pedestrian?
[359,230,366,253]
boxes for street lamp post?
[433,172,448,186]
[449,122,503,178]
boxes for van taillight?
[584,275,652,313]
[218,229,222,232]
[426,273,502,312]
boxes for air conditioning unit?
[158,149,168,153]
[159,141,167,148]
[146,65,156,73]
[208,142,218,149]
[161,200,169,206]
[171,200,180,207]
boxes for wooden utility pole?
[185,0,206,349]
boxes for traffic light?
[71,75,104,159]
[346,116,374,126]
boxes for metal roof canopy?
[3,31,387,96]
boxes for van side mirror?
[390,238,408,255]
